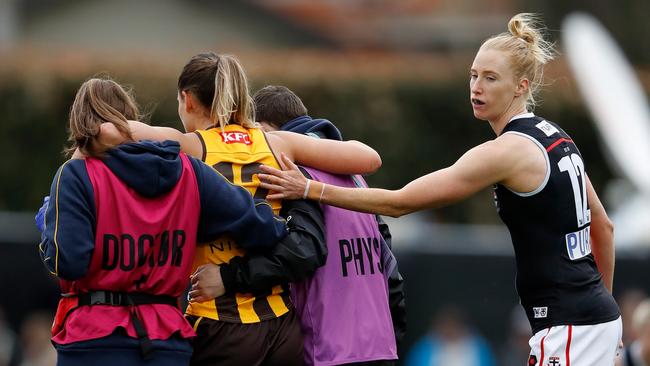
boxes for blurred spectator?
[16,312,55,366]
[499,305,532,366]
[619,299,650,366]
[0,307,16,366]
[620,289,648,345]
[405,305,495,366]
[615,289,647,366]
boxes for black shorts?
[187,310,303,366]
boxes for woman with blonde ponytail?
[118,52,380,175]
[258,14,622,366]
[100,52,381,366]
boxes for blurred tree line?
[0,58,616,224]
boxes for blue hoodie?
[280,116,343,141]
[279,116,372,187]
[39,140,287,280]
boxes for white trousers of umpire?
[528,316,622,366]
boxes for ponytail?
[178,52,256,130]
[210,55,256,130]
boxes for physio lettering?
[339,237,382,277]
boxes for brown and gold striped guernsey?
[185,124,290,323]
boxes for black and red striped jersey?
[494,114,619,333]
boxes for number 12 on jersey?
[558,153,591,227]
[558,153,592,260]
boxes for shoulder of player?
[178,130,204,159]
[492,133,548,177]
[49,159,95,209]
[465,137,535,175]
[58,158,90,182]
[263,130,293,157]
[469,138,519,163]
[495,132,543,155]
[265,130,295,142]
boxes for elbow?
[383,208,401,218]
[40,243,88,280]
[385,205,410,218]
[590,214,614,249]
[358,151,382,175]
[255,223,289,249]
[241,206,289,249]
[58,267,87,281]
[350,141,382,174]
[597,212,615,237]
[605,216,614,237]
[58,254,90,280]
[384,192,414,218]
[367,152,382,174]
[389,211,407,219]
[289,264,319,282]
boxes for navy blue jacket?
[279,115,343,140]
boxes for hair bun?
[508,14,538,46]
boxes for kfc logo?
[221,131,251,145]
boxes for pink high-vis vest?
[52,154,200,344]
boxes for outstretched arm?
[266,130,381,175]
[260,140,513,217]
[100,121,203,159]
[587,177,615,293]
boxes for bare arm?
[587,177,615,293]
[260,140,514,217]
[265,131,381,175]
[100,121,203,159]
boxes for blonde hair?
[66,77,137,157]
[481,13,556,109]
[177,52,256,130]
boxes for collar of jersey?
[509,112,535,122]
